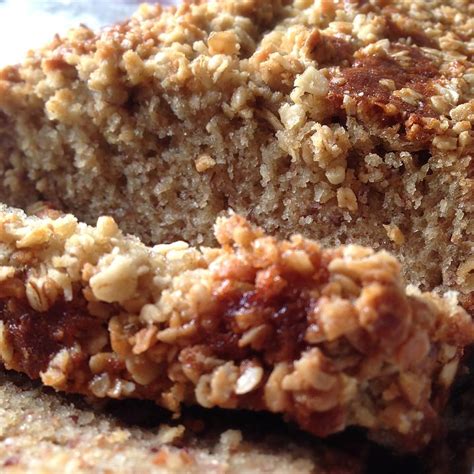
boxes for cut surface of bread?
[1,370,360,474]
[0,205,471,451]
[0,0,472,307]
[3,368,474,474]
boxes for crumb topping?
[0,0,471,308]
[0,205,471,451]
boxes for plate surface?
[0,0,176,65]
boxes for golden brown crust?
[0,205,471,451]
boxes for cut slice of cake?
[2,371,361,474]
[0,0,472,310]
[0,204,471,451]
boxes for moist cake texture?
[2,369,473,474]
[0,204,471,451]
[0,371,346,474]
[0,0,472,308]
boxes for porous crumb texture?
[0,205,472,451]
[0,0,473,309]
[0,371,339,474]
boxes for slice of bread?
[3,366,473,473]
[0,204,471,450]
[0,370,342,473]
[0,0,472,310]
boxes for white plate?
[0,0,176,66]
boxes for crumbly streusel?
[0,0,472,310]
[0,204,471,451]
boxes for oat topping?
[0,0,471,312]
[0,205,471,451]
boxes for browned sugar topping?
[0,0,472,311]
[1,297,102,379]
[0,207,471,450]
[329,46,440,143]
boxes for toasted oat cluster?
[0,0,472,309]
[0,205,471,450]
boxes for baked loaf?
[0,204,471,450]
[0,0,472,309]
[2,370,473,474]
[2,370,352,474]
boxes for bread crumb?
[383,224,405,246]
[195,154,216,173]
[337,187,358,212]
